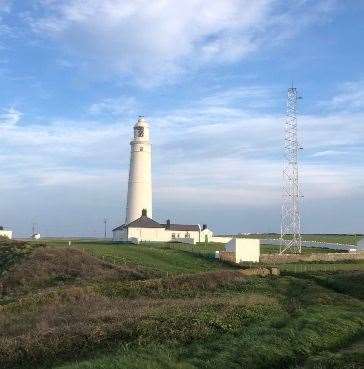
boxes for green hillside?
[0,239,363,369]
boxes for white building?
[113,116,214,244]
[0,226,13,239]
[225,238,260,263]
[113,211,213,244]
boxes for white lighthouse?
[112,116,214,244]
[125,116,152,224]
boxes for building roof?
[112,216,205,232]
[162,224,200,232]
[112,224,126,231]
[127,215,165,229]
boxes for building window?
[172,233,175,239]
[185,232,190,238]
[140,146,144,151]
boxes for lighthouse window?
[135,126,144,137]
[140,147,144,151]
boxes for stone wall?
[260,251,364,264]
[219,251,235,263]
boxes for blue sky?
[0,0,363,237]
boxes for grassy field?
[1,238,363,369]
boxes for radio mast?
[280,86,302,254]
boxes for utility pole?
[280,86,302,254]
[104,217,108,239]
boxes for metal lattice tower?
[280,87,302,254]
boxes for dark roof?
[112,224,126,231]
[127,216,164,229]
[113,217,202,232]
[162,224,200,231]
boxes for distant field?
[226,234,361,245]
[1,238,363,369]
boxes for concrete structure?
[113,117,214,244]
[126,116,152,224]
[113,212,213,244]
[225,238,260,263]
[0,226,12,239]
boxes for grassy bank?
[0,239,363,369]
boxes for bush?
[0,238,44,277]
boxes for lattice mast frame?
[280,87,302,254]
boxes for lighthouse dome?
[133,116,150,140]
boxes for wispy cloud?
[29,0,336,85]
[89,96,137,117]
[323,80,364,111]
[1,81,363,235]
[0,106,22,128]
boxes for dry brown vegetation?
[0,276,277,368]
[1,242,363,369]
[97,268,274,298]
[1,248,147,297]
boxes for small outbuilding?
[225,238,260,263]
[0,226,13,239]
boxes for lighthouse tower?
[125,116,152,224]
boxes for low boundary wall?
[211,236,233,243]
[220,250,364,265]
[260,251,364,264]
[259,238,358,251]
[219,251,235,263]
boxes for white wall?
[113,228,128,242]
[211,236,233,243]
[128,227,168,243]
[201,229,213,242]
[113,226,214,244]
[126,117,152,223]
[0,230,13,239]
[225,238,260,263]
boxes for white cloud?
[310,150,347,158]
[0,106,22,128]
[1,82,363,235]
[324,80,364,111]
[30,0,336,85]
[89,96,137,116]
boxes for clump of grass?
[0,238,44,277]
[97,270,261,298]
[294,270,364,300]
[1,248,147,297]
[0,284,280,369]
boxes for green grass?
[51,275,364,369]
[44,240,236,276]
[1,239,363,369]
